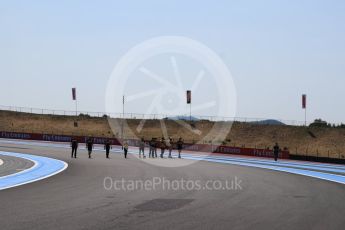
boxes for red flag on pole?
[302,94,306,109]
[72,88,76,100]
[186,90,191,104]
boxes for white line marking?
[0,160,68,191]
[0,152,68,191]
[2,138,345,185]
[0,157,38,180]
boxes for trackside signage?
[0,131,289,159]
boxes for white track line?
[0,151,68,191]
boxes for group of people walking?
[139,137,184,159]
[70,137,184,159]
[71,138,115,159]
[71,137,281,161]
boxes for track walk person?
[123,141,129,159]
[70,138,78,158]
[104,140,112,159]
[153,138,158,158]
[160,137,166,158]
[149,138,155,158]
[273,143,280,161]
[86,138,94,159]
[176,138,184,159]
[168,138,174,158]
[139,137,146,158]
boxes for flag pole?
[75,97,78,117]
[187,90,191,124]
[305,106,307,126]
[302,94,307,126]
[72,87,78,127]
[122,95,124,149]
[190,102,192,124]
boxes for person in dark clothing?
[153,138,158,158]
[168,138,174,158]
[139,137,146,158]
[123,141,129,158]
[104,140,112,159]
[273,143,280,161]
[86,138,94,159]
[160,138,166,158]
[176,138,184,159]
[70,138,78,158]
[149,138,154,158]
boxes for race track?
[0,154,34,177]
[0,151,68,190]
[0,140,344,230]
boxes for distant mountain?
[250,119,286,125]
[165,116,200,121]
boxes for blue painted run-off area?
[1,139,345,185]
[0,151,68,190]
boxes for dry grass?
[1,110,345,159]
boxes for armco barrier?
[181,143,289,159]
[0,131,121,145]
[0,131,289,159]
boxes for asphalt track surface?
[0,151,68,190]
[0,141,345,230]
[0,154,34,177]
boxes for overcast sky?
[1,0,345,123]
